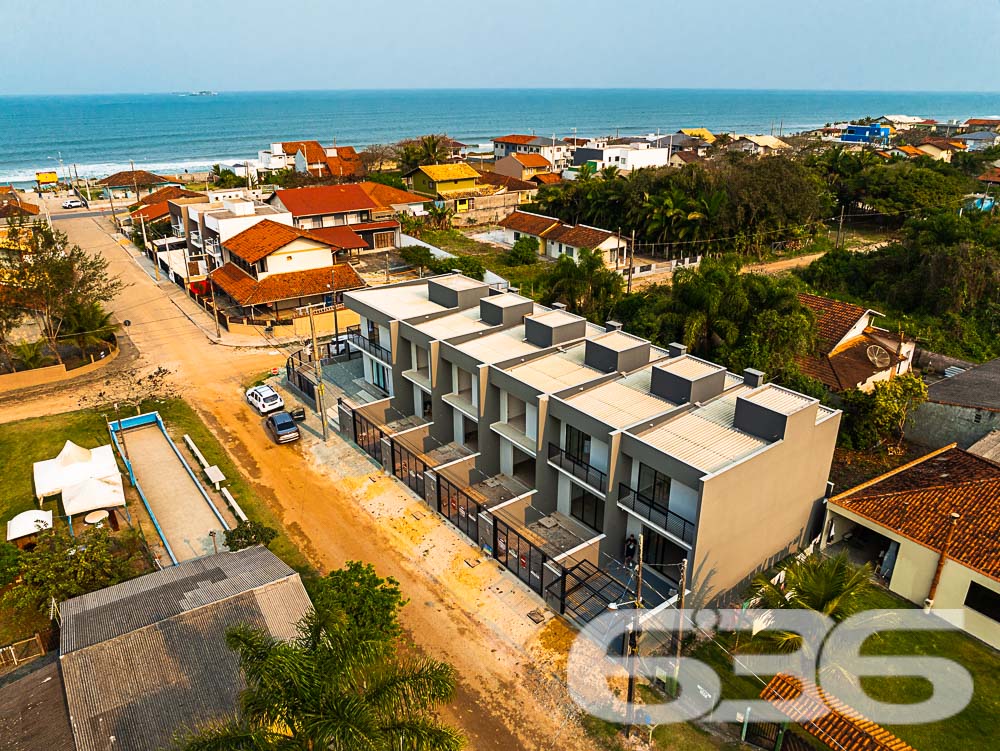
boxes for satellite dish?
[867,344,891,368]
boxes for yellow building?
[680,127,716,144]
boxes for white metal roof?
[451,326,540,363]
[658,354,725,380]
[430,274,487,291]
[410,308,492,340]
[742,383,816,415]
[528,308,584,327]
[504,345,602,393]
[634,389,769,474]
[591,329,649,353]
[564,368,677,428]
[345,284,447,320]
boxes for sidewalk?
[113,232,307,351]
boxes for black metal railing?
[617,483,696,544]
[548,443,608,493]
[346,329,392,363]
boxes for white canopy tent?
[32,439,124,520]
[62,475,126,517]
[6,509,53,542]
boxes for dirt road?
[0,217,598,751]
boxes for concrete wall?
[0,340,119,393]
[260,238,332,277]
[693,404,840,602]
[908,401,1000,449]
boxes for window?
[638,463,671,504]
[565,424,591,463]
[965,581,1000,622]
[643,528,683,578]
[570,483,604,532]
[372,362,389,392]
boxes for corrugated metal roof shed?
[452,326,540,363]
[504,345,602,393]
[742,383,816,415]
[59,548,311,751]
[564,368,677,428]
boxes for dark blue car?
[265,411,300,444]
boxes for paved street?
[0,215,599,751]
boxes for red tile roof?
[348,220,401,232]
[211,262,364,306]
[494,134,536,145]
[273,185,379,217]
[357,182,428,208]
[130,201,170,222]
[547,223,616,248]
[511,153,551,168]
[830,445,1000,579]
[896,145,923,158]
[98,169,171,187]
[978,167,1000,184]
[0,199,40,218]
[223,219,330,264]
[498,210,561,236]
[798,293,868,352]
[531,172,563,185]
[139,186,203,206]
[307,225,369,250]
[474,171,537,192]
[795,330,906,391]
[281,140,328,165]
[760,674,917,751]
[965,118,1000,128]
[325,146,365,178]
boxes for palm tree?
[747,552,873,655]
[671,257,747,356]
[63,301,118,359]
[13,339,52,370]
[425,203,454,230]
[175,615,463,751]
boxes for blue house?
[841,124,891,145]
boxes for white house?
[498,210,627,268]
[492,135,575,170]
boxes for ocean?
[2,88,999,185]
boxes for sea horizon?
[3,87,999,185]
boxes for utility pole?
[627,229,636,293]
[673,557,688,692]
[836,205,845,250]
[625,534,644,738]
[309,306,329,441]
[331,266,340,352]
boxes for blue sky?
[2,0,998,95]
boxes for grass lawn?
[688,586,1000,750]
[416,228,550,295]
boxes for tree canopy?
[175,562,462,751]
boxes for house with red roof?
[821,444,1000,648]
[269,185,401,250]
[795,293,914,392]
[97,169,178,200]
[492,134,574,170]
[498,210,628,268]
[492,152,554,182]
[209,219,364,319]
[257,141,365,180]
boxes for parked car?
[62,198,84,209]
[246,384,284,414]
[265,411,301,444]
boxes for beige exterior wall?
[823,506,1000,649]
[259,238,332,278]
[693,405,841,602]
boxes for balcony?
[171,224,186,238]
[345,329,391,364]
[189,231,203,248]
[490,414,535,455]
[205,238,221,258]
[401,367,431,392]
[548,443,607,494]
[443,390,477,420]
[616,483,695,546]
